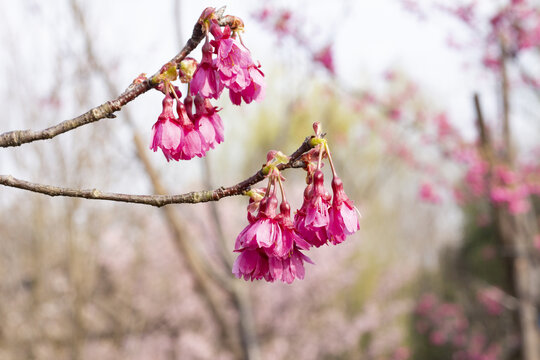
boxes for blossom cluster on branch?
[149,7,265,161]
[0,6,361,286]
[233,123,360,283]
[145,8,359,283]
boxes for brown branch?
[473,93,492,157]
[0,9,230,148]
[499,42,513,163]
[0,137,313,207]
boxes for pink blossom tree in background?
[259,0,540,358]
[0,0,539,359]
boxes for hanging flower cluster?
[149,7,265,161]
[233,123,361,283]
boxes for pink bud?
[313,122,322,136]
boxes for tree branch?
[0,137,313,206]
[0,10,227,148]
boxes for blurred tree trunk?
[475,92,539,360]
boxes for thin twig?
[0,137,313,207]
[0,10,230,148]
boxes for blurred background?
[0,0,539,359]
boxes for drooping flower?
[171,100,205,160]
[197,117,216,153]
[150,95,183,161]
[229,65,266,105]
[210,22,265,105]
[194,95,224,146]
[233,183,312,283]
[327,176,360,245]
[235,192,282,253]
[306,170,332,228]
[275,201,311,254]
[190,41,223,99]
[178,127,204,160]
[151,9,265,163]
[294,185,326,247]
[268,248,312,284]
[294,170,332,247]
[232,245,311,284]
[211,24,253,87]
[233,248,272,282]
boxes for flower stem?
[170,82,181,102]
[325,142,338,178]
[317,141,325,170]
[264,176,274,198]
[277,172,287,203]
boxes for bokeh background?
[1,0,539,359]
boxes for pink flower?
[190,41,223,99]
[180,128,204,160]
[313,44,335,74]
[197,116,217,153]
[419,182,441,204]
[490,184,530,214]
[235,193,282,253]
[210,23,265,105]
[294,170,332,247]
[477,287,505,316]
[151,94,222,162]
[232,247,310,284]
[233,191,312,283]
[171,100,205,160]
[327,176,360,245]
[229,65,266,105]
[233,249,272,282]
[306,170,331,227]
[194,95,224,146]
[388,107,402,121]
[435,112,453,140]
[268,248,312,284]
[464,154,489,197]
[150,95,183,161]
[293,205,326,247]
[276,201,312,253]
[495,165,517,184]
[429,330,446,346]
[508,197,529,214]
[450,3,477,26]
[211,24,253,89]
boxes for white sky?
[0,0,537,177]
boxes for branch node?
[91,107,102,120]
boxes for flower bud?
[179,57,198,83]
[198,7,217,29]
[313,122,322,137]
